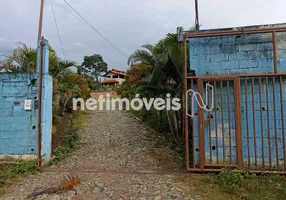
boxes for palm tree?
[57,74,90,115]
[48,44,60,70]
[3,42,60,72]
[49,60,75,79]
[127,27,189,140]
[126,64,151,85]
[3,42,37,72]
[115,81,136,99]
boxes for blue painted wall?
[0,39,53,161]
[41,74,53,161]
[190,23,286,170]
[240,78,286,169]
[39,39,53,162]
[0,73,39,159]
[189,24,286,76]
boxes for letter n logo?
[186,84,214,118]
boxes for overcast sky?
[0,0,285,70]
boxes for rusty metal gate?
[186,74,286,174]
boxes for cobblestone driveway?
[0,110,201,200]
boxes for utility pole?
[38,0,45,40]
[195,0,200,30]
[37,0,45,168]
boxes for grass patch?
[174,173,237,200]
[49,111,89,165]
[148,134,185,170]
[175,170,286,200]
[211,169,286,200]
[0,161,39,195]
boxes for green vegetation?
[1,42,58,72]
[0,161,40,195]
[210,169,286,199]
[81,54,108,82]
[174,174,237,200]
[98,84,110,92]
[213,169,252,193]
[56,73,90,115]
[49,111,89,165]
[174,170,286,200]
[117,27,188,142]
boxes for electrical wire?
[52,0,84,23]
[63,0,128,58]
[51,0,67,60]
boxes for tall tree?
[77,65,89,77]
[81,54,108,82]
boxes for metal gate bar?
[186,74,286,174]
[280,76,286,171]
[258,77,265,169]
[182,25,286,174]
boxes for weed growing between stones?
[49,111,89,165]
[0,161,39,195]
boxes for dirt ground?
[52,112,73,152]
[0,97,236,200]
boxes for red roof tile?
[100,79,119,84]
[102,69,128,77]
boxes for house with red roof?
[101,69,127,87]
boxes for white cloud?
[0,0,285,70]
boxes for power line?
[51,0,66,60]
[63,0,128,58]
[52,0,84,23]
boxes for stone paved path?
[0,110,201,200]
